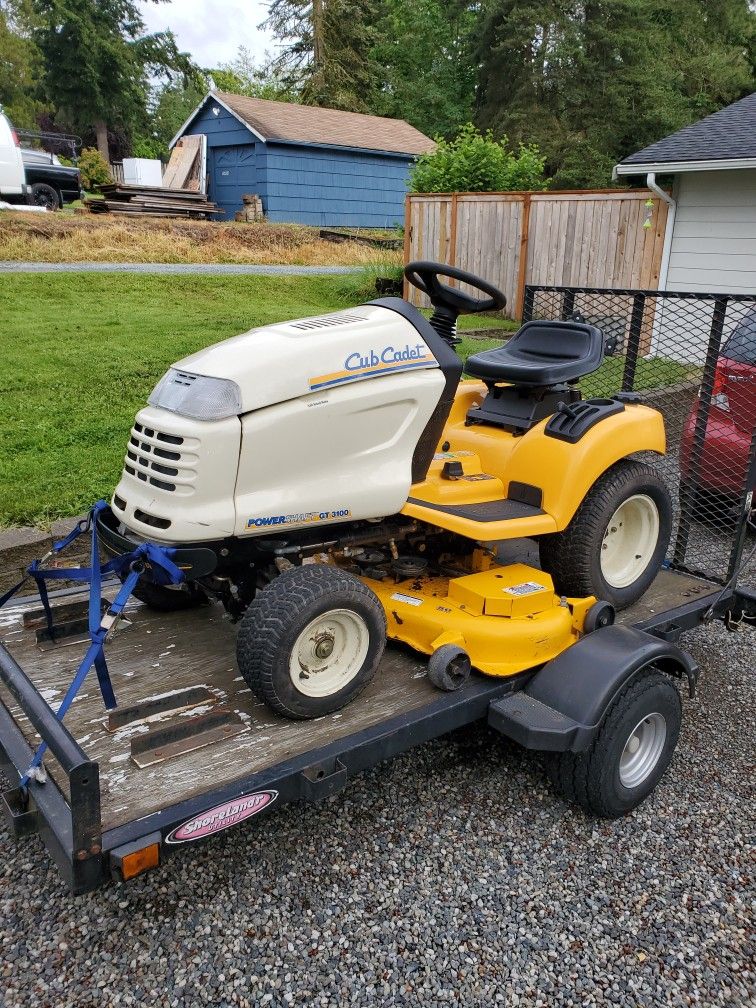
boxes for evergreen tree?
[0,0,42,128]
[371,0,477,137]
[475,0,756,188]
[264,0,381,111]
[31,0,198,159]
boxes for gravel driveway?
[1,617,753,1008]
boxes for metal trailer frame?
[1,283,755,892]
[1,578,753,893]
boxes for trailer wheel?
[127,577,208,612]
[547,669,681,818]
[427,645,471,692]
[237,564,386,720]
[539,459,672,610]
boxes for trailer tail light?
[10,128,19,147]
[110,833,161,881]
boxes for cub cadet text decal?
[166,791,278,844]
[247,509,351,529]
[309,344,436,391]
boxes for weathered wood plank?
[0,595,437,831]
[406,190,667,318]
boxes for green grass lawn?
[0,273,695,528]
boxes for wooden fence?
[404,189,669,319]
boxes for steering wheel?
[404,260,507,315]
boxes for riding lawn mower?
[98,262,673,720]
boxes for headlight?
[148,368,242,420]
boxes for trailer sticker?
[391,592,423,606]
[166,790,278,844]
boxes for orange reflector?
[120,843,160,880]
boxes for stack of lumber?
[86,185,220,219]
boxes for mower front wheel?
[237,564,386,720]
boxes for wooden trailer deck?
[0,569,717,833]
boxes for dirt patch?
[0,212,403,267]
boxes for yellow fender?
[411,382,667,539]
[505,404,666,529]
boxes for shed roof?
[617,92,756,174]
[179,91,436,156]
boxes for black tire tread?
[238,565,386,720]
[31,182,60,209]
[548,669,680,817]
[539,458,670,605]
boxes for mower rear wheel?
[126,576,208,612]
[538,459,672,610]
[547,669,681,818]
[237,564,386,720]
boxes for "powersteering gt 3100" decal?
[247,509,351,529]
[309,343,436,391]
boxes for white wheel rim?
[289,609,369,698]
[600,494,660,589]
[619,712,667,788]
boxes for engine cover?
[112,305,446,542]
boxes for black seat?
[465,320,605,387]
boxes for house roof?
[177,91,436,156]
[616,92,756,174]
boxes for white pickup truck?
[0,108,31,204]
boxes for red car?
[681,308,756,507]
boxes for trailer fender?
[488,624,698,753]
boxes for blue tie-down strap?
[0,500,184,789]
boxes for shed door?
[211,145,256,220]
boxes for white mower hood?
[153,304,438,417]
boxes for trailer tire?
[128,577,208,612]
[547,669,681,818]
[539,459,672,610]
[237,564,386,720]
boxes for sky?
[139,0,276,69]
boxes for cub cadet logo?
[345,344,427,370]
[166,791,278,844]
[247,509,351,528]
[309,344,436,391]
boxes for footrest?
[488,694,586,751]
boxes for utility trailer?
[1,284,754,893]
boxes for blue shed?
[170,91,435,225]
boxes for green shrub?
[410,123,548,194]
[77,148,113,191]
